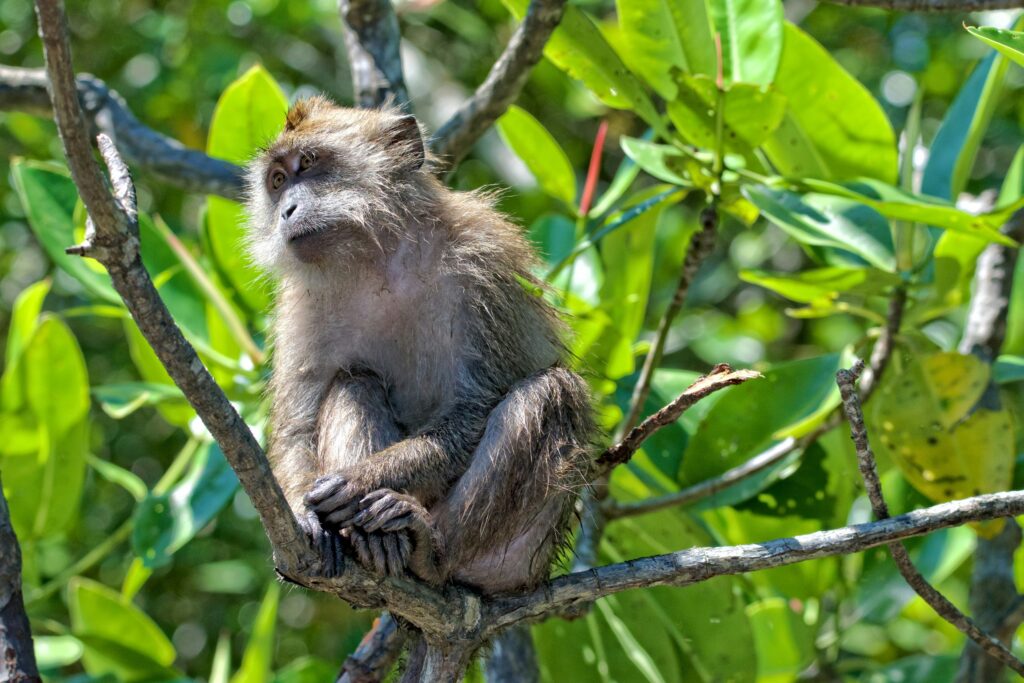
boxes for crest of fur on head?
[244,95,444,275]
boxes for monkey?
[245,96,594,597]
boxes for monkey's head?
[244,96,434,272]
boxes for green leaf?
[763,24,897,183]
[69,577,177,682]
[739,266,900,303]
[206,64,288,313]
[995,356,1024,383]
[667,76,786,154]
[4,279,50,370]
[620,137,692,186]
[709,0,784,86]
[922,52,1008,201]
[34,635,84,670]
[273,658,343,683]
[496,106,577,207]
[967,25,1024,68]
[10,160,120,303]
[502,0,662,131]
[24,316,90,435]
[603,512,757,681]
[1,278,51,413]
[210,633,232,683]
[615,0,715,99]
[746,598,816,679]
[681,355,841,490]
[867,347,1015,537]
[799,178,1019,246]
[132,441,239,568]
[743,185,895,270]
[87,455,147,502]
[92,382,186,420]
[230,583,281,683]
[123,320,195,427]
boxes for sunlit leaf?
[230,583,281,683]
[87,455,147,502]
[620,137,692,186]
[966,26,1024,68]
[746,598,815,681]
[667,76,786,154]
[34,635,84,670]
[616,0,715,99]
[867,347,1015,536]
[496,105,577,207]
[502,0,662,131]
[743,186,895,270]
[11,160,120,302]
[92,382,186,420]
[763,24,897,183]
[709,0,784,86]
[69,577,177,682]
[1,279,51,413]
[206,64,287,313]
[740,266,900,304]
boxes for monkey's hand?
[352,489,441,585]
[304,472,373,530]
[297,509,345,578]
[344,527,413,578]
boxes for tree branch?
[337,613,404,683]
[837,360,1024,677]
[594,363,761,478]
[0,474,41,683]
[821,0,1024,10]
[338,0,408,109]
[430,0,567,168]
[484,489,1024,636]
[0,65,244,200]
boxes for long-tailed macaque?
[245,96,593,594]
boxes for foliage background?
[2,0,1024,681]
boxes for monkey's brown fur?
[246,96,593,595]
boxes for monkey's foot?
[305,473,366,529]
[345,528,412,578]
[299,510,345,577]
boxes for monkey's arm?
[306,396,494,526]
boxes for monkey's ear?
[389,114,425,170]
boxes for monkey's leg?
[434,366,592,591]
[304,368,409,576]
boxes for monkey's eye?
[269,169,287,191]
[299,151,316,171]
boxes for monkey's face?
[244,96,428,273]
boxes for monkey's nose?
[282,203,299,220]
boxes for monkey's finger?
[310,486,361,515]
[350,530,372,569]
[375,512,415,534]
[368,534,388,576]
[304,475,349,505]
[395,531,412,566]
[382,533,404,577]
[324,500,363,528]
[355,497,407,532]
[358,489,394,506]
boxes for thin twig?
[431,0,567,168]
[339,0,408,109]
[859,287,906,399]
[0,65,244,199]
[0,474,41,683]
[619,205,718,437]
[837,360,1024,677]
[595,364,761,478]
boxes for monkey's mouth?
[285,225,330,262]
